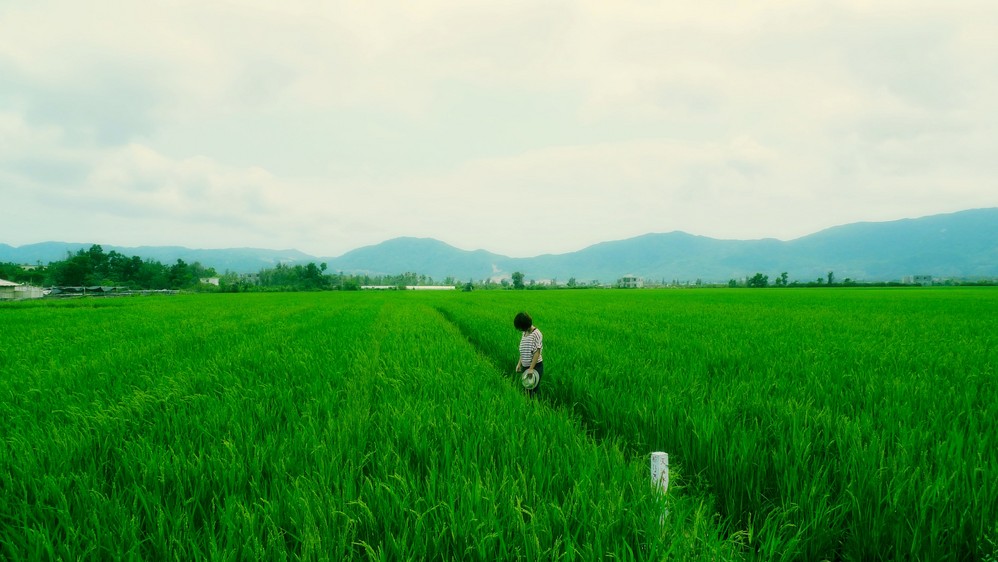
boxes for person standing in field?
[514,312,543,395]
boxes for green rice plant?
[433,287,998,561]
[1,293,743,560]
[1,294,385,559]
[6,287,993,560]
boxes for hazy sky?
[2,1,996,257]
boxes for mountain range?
[3,208,996,283]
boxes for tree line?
[731,271,996,287]
[8,247,992,292]
[1,249,571,293]
[0,245,482,292]
[1,245,217,290]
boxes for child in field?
[514,312,543,395]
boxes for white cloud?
[1,1,997,257]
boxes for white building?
[0,278,45,300]
[617,275,644,289]
[0,278,16,300]
[902,275,933,286]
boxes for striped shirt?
[519,327,543,368]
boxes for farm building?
[903,275,934,285]
[0,278,17,300]
[47,286,129,297]
[0,278,45,301]
[617,275,644,289]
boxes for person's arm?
[515,357,522,372]
[528,348,540,371]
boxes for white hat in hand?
[521,368,539,390]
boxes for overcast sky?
[2,1,996,258]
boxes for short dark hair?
[514,312,532,331]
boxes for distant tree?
[728,279,738,288]
[168,259,193,289]
[44,245,180,289]
[512,271,525,290]
[827,271,835,285]
[138,260,170,289]
[567,277,577,288]
[747,273,769,288]
[0,262,39,285]
[51,251,91,286]
[87,245,110,281]
[218,272,241,292]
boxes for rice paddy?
[1,288,995,560]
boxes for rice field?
[1,288,995,561]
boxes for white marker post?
[651,452,669,523]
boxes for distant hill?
[3,208,997,282]
[787,209,998,280]
[325,237,507,280]
[319,208,998,282]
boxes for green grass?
[1,288,995,560]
